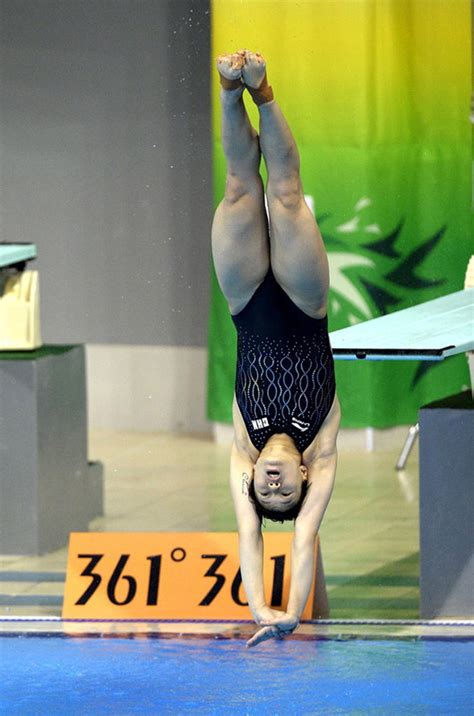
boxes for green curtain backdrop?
[208,0,472,428]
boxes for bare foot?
[216,52,245,89]
[241,51,267,89]
[242,51,273,106]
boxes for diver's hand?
[254,606,285,625]
[246,610,299,648]
[247,625,284,648]
[259,611,299,634]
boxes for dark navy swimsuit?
[231,269,336,453]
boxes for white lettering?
[251,417,270,431]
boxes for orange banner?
[62,532,318,620]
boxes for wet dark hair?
[248,479,310,524]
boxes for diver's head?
[250,434,308,523]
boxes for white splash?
[328,252,375,318]
[348,314,361,325]
[336,216,360,233]
[304,194,315,216]
[355,197,372,211]
[365,224,382,234]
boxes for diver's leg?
[242,51,329,318]
[211,52,269,315]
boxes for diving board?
[329,289,474,361]
[0,243,37,269]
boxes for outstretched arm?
[251,398,340,645]
[248,451,338,647]
[230,442,289,643]
[229,442,266,620]
[286,449,338,618]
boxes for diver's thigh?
[267,191,329,317]
[212,179,270,313]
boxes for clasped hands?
[247,606,300,648]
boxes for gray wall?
[0,0,212,348]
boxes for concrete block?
[0,345,104,554]
[419,391,474,618]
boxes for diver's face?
[253,450,306,512]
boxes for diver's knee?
[267,175,303,211]
[224,173,263,207]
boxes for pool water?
[1,636,472,715]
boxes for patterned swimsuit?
[231,269,336,453]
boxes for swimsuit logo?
[251,417,269,430]
[291,417,310,432]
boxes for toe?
[216,53,243,79]
[230,52,245,70]
[216,55,230,69]
[246,50,262,61]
